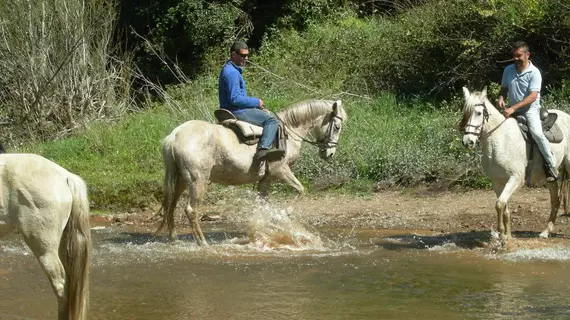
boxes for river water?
[2,209,570,320]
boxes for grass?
[18,108,177,210]
[12,86,484,211]
[24,8,570,211]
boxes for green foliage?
[142,0,248,80]
[276,0,342,30]
[290,94,480,188]
[468,175,492,189]
[19,108,179,210]
[15,82,485,210]
[543,80,570,112]
[248,0,570,99]
[117,0,349,85]
[118,0,570,97]
[15,0,570,209]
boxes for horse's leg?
[559,157,570,217]
[275,165,305,198]
[166,178,186,242]
[185,181,207,245]
[180,171,208,246]
[258,174,274,199]
[504,203,512,239]
[494,177,520,243]
[540,181,560,238]
[492,182,506,239]
[20,222,68,319]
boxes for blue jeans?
[522,107,556,168]
[235,108,278,149]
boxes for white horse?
[461,87,570,244]
[0,154,91,320]
[159,99,347,245]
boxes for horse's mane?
[278,100,346,126]
[459,90,491,131]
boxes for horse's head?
[312,100,346,159]
[460,86,490,149]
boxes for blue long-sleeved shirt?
[218,61,259,114]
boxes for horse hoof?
[500,239,508,248]
[539,230,549,238]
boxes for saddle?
[214,109,288,151]
[516,108,563,144]
[214,109,262,145]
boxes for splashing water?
[499,246,570,261]
[1,242,30,256]
[244,200,326,250]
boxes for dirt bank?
[91,187,570,238]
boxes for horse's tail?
[560,167,570,214]
[63,174,91,320]
[157,132,180,241]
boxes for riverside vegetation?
[2,0,570,210]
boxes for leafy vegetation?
[5,0,570,210]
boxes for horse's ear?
[481,86,488,97]
[462,87,470,99]
[332,100,341,115]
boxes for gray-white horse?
[159,99,347,245]
[0,154,91,320]
[461,87,570,244]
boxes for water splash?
[88,212,347,267]
[428,242,462,252]
[495,245,570,262]
[0,241,30,256]
[244,200,327,251]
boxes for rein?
[272,111,343,149]
[480,118,508,140]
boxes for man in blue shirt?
[497,41,557,181]
[218,41,282,160]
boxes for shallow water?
[2,221,570,319]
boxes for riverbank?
[91,187,570,242]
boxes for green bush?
[289,94,480,186]
[134,0,249,83]
[248,0,570,100]
[117,0,348,85]
[19,0,570,209]
[117,0,570,98]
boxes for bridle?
[463,101,509,140]
[463,103,489,137]
[274,112,344,150]
[319,114,344,149]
